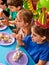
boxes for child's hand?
[12,28,20,34]
[16,34,25,46]
[9,15,12,19]
[2,20,9,26]
[12,29,17,33]
[12,33,16,38]
[12,33,23,40]
[16,34,23,40]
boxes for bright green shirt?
[10,12,18,20]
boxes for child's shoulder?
[23,34,31,41]
[43,42,49,50]
[25,34,31,38]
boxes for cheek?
[32,37,41,42]
[16,22,20,27]
[8,7,14,12]
[16,22,21,28]
[11,9,14,12]
[35,37,42,42]
[19,22,24,27]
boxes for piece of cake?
[8,39,12,43]
[0,33,4,39]
[3,35,12,43]
[12,50,23,62]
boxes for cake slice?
[12,50,23,62]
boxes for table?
[0,27,35,65]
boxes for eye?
[33,34,37,37]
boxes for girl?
[16,23,49,65]
[2,9,34,44]
[16,10,49,65]
[12,9,34,45]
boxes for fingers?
[12,33,16,38]
[2,20,9,26]
[12,33,22,40]
[16,34,22,40]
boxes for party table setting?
[0,22,35,65]
[0,0,49,65]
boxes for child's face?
[31,27,46,44]
[0,4,6,10]
[8,5,21,12]
[8,5,17,12]
[15,13,28,28]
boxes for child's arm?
[2,19,9,26]
[9,15,12,20]
[12,33,25,46]
[9,20,15,25]
[17,39,25,46]
[35,60,46,65]
[2,20,15,26]
[12,28,20,34]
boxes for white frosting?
[12,50,23,62]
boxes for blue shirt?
[22,35,49,63]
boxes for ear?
[42,36,46,40]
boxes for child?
[2,9,33,42]
[12,9,34,43]
[16,10,49,65]
[16,24,49,65]
[6,0,23,29]
[7,0,23,20]
[0,0,10,17]
[0,8,9,20]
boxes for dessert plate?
[0,32,15,46]
[6,50,28,65]
[0,63,5,65]
[0,23,7,30]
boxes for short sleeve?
[39,48,49,61]
[22,35,31,45]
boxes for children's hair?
[32,24,49,42]
[17,9,33,25]
[7,0,23,8]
